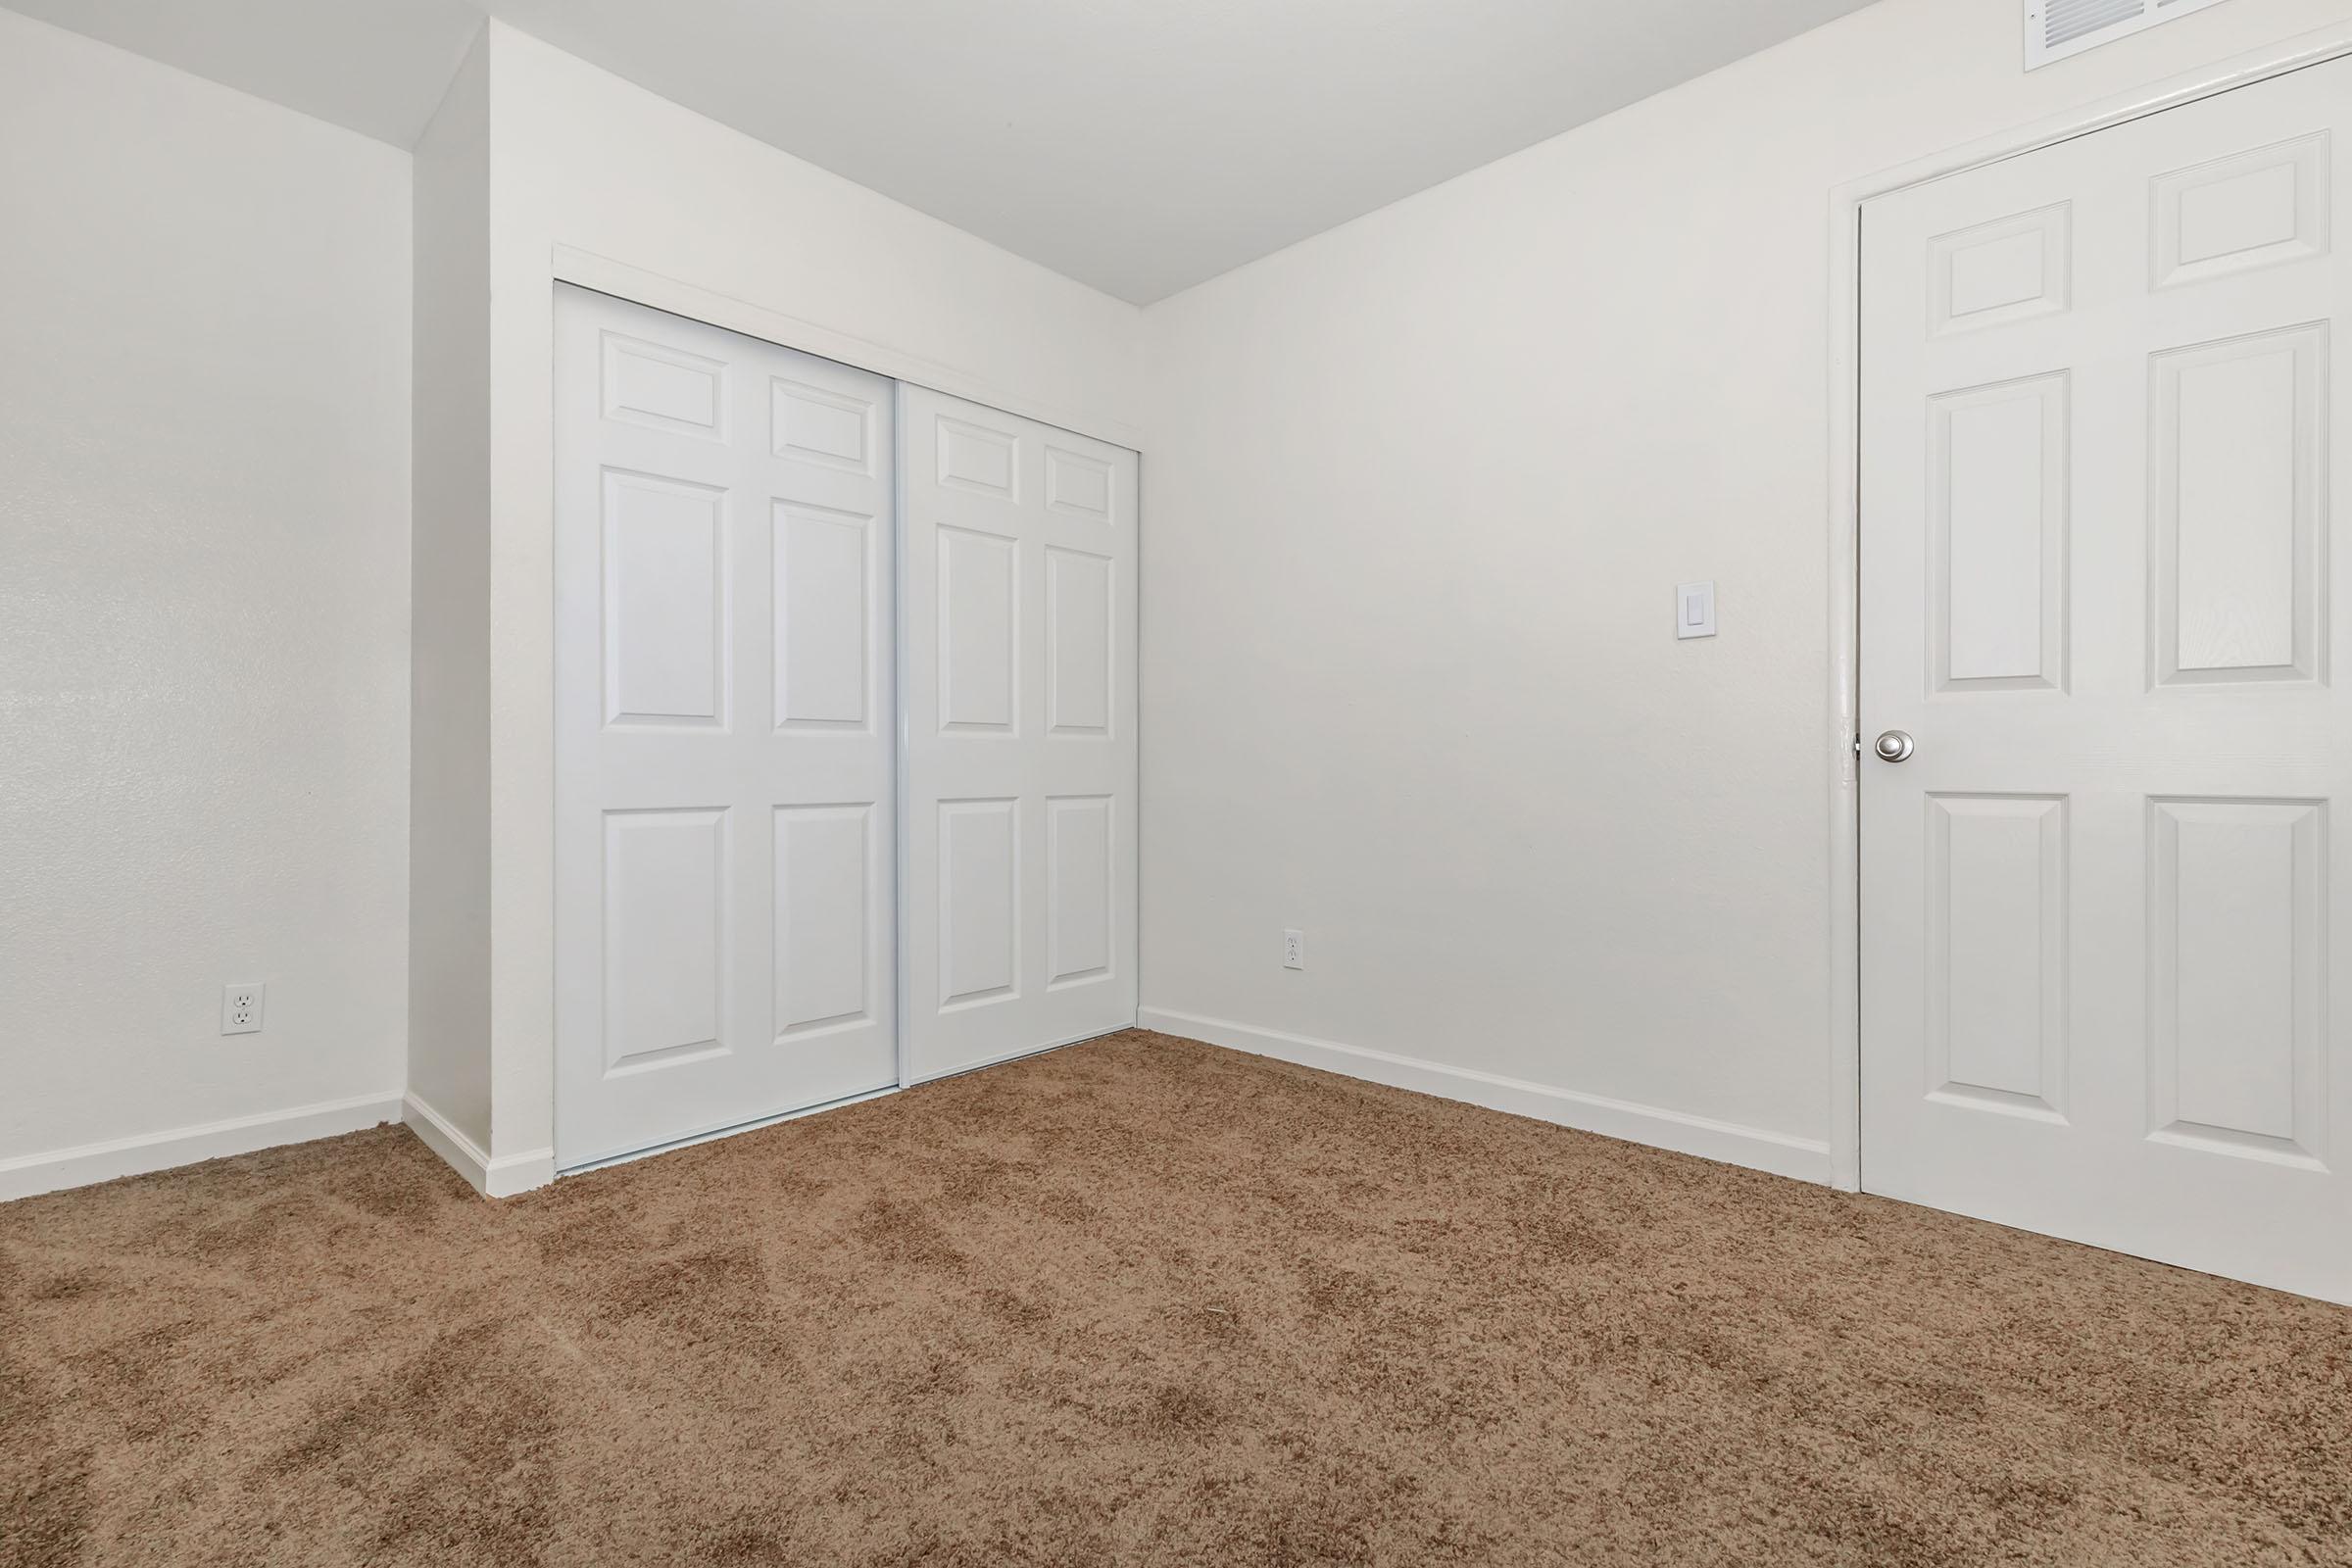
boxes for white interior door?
[555,288,898,1166]
[1860,58,2351,1301]
[899,386,1139,1081]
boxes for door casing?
[1826,18,2352,1192]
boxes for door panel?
[556,288,897,1167]
[601,808,727,1074]
[1924,793,2069,1120]
[1859,57,2351,1301]
[900,387,1139,1081]
[1047,794,1114,988]
[773,803,878,1039]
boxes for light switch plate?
[1676,580,1717,639]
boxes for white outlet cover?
[1283,929,1305,970]
[221,983,266,1035]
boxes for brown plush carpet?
[4,1031,2349,1567]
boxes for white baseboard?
[1138,1007,1835,1185]
[401,1094,554,1199]
[0,1090,406,1202]
[2,1021,1825,1205]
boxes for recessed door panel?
[940,799,1018,1008]
[774,503,871,730]
[2151,324,2326,685]
[2152,133,2329,289]
[1929,203,2070,335]
[1930,375,2068,691]
[772,377,874,474]
[775,804,875,1040]
[940,528,1017,733]
[1047,548,1113,734]
[603,808,727,1073]
[602,331,726,440]
[603,471,726,725]
[938,416,1019,500]
[1925,795,2068,1119]
[1048,796,1113,988]
[2148,798,2327,1165]
[1045,445,1114,519]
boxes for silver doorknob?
[1873,730,1915,762]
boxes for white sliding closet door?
[555,288,897,1167]
[899,387,1140,1081]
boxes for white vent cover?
[2026,0,2232,69]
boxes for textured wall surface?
[409,29,493,1153]
[0,13,413,1161]
[1138,0,2352,1152]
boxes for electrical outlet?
[221,983,266,1036]
[1283,929,1305,970]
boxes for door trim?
[1824,18,2352,1193]
[551,247,1146,454]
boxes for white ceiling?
[8,0,1876,303]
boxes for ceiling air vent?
[2026,0,2232,69]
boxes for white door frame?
[543,254,1145,1159]
[549,247,1146,455]
[1824,18,2352,1193]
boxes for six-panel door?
[1859,58,2351,1300]
[898,386,1141,1082]
[554,289,899,1167]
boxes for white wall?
[471,24,1150,1171]
[21,0,2337,1199]
[409,29,494,1156]
[1138,0,2352,1175]
[0,13,413,1191]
